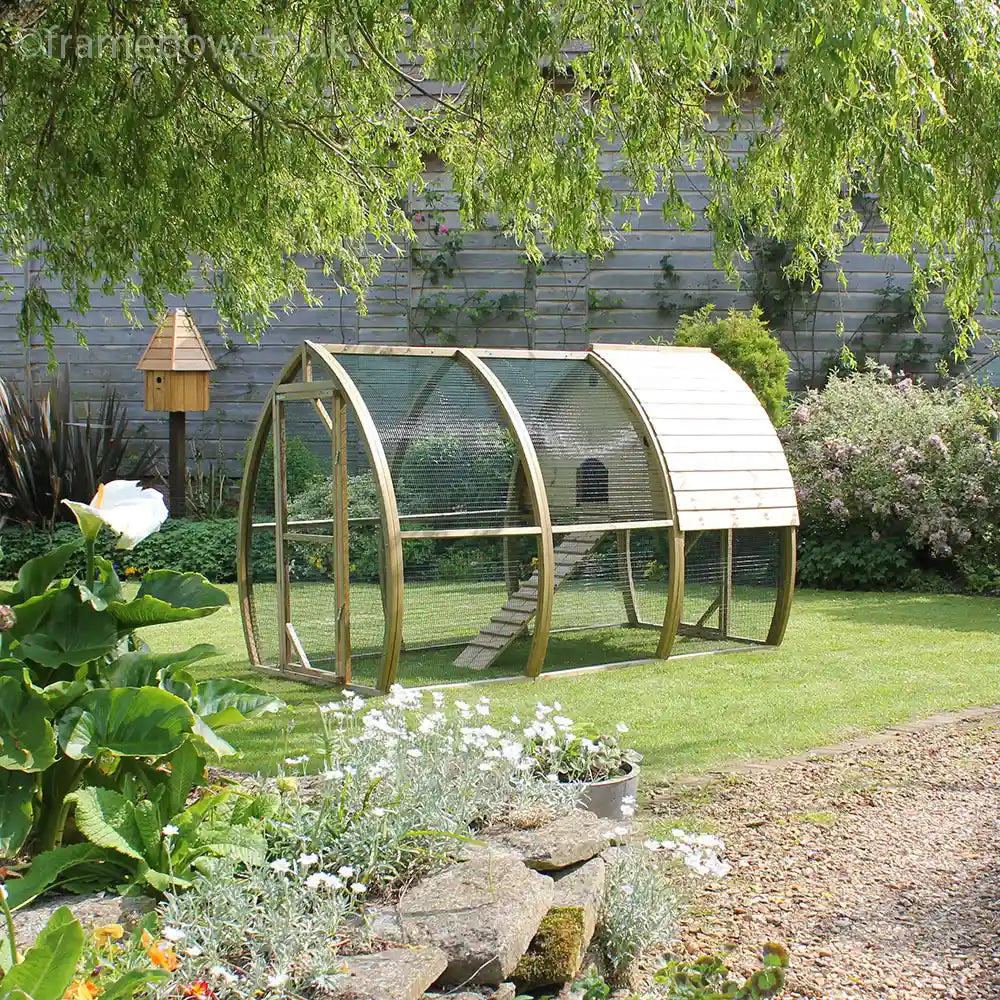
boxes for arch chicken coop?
[238,343,798,693]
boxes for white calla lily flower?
[63,480,168,549]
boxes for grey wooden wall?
[1,162,996,470]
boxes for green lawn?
[141,587,1000,785]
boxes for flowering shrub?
[522,703,641,783]
[781,365,1000,591]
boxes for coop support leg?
[271,397,292,671]
[332,390,352,685]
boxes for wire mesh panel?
[485,358,665,526]
[335,353,530,529]
[681,530,725,637]
[730,528,781,642]
[680,528,781,644]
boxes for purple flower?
[828,498,847,518]
[926,434,948,454]
[793,405,811,424]
[0,605,14,632]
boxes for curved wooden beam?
[237,352,304,669]
[455,349,555,679]
[586,353,684,660]
[306,342,405,692]
[767,525,797,645]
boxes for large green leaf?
[97,970,168,1000]
[57,687,194,760]
[0,770,36,859]
[14,588,118,668]
[0,906,83,1000]
[2,844,115,911]
[190,716,236,759]
[104,644,221,689]
[0,676,57,772]
[65,787,144,861]
[192,679,285,728]
[8,539,85,605]
[76,557,124,612]
[108,571,229,628]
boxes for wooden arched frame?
[304,343,406,691]
[767,525,797,645]
[455,349,555,680]
[585,353,685,660]
[237,351,304,669]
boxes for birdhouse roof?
[136,311,217,372]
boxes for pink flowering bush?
[781,364,1000,591]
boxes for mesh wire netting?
[244,359,786,681]
[334,354,530,529]
[485,357,665,525]
[680,528,780,644]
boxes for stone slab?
[483,811,619,871]
[325,946,449,1000]
[398,851,554,985]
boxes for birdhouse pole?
[136,310,216,519]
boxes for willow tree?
[1,0,998,350]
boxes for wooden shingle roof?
[137,310,216,372]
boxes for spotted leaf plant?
[0,482,284,903]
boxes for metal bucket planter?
[572,762,640,821]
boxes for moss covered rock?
[512,906,587,987]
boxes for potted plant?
[522,704,641,821]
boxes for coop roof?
[137,310,216,372]
[591,344,798,531]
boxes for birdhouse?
[137,310,215,412]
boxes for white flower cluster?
[644,829,731,879]
[267,854,367,895]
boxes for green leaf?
[104,644,221,689]
[9,540,85,605]
[195,823,267,868]
[190,716,237,759]
[57,687,194,761]
[38,680,90,714]
[2,844,117,911]
[132,799,164,862]
[14,588,118,668]
[0,676,57,772]
[0,906,83,1000]
[96,969,167,1000]
[192,679,285,728]
[162,740,205,817]
[65,787,144,861]
[108,571,229,628]
[0,770,37,859]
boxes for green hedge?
[0,519,272,584]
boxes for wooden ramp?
[454,531,606,670]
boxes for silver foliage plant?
[157,685,580,997]
[599,848,681,986]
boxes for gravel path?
[650,715,1000,1000]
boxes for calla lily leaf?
[108,571,229,628]
[0,769,37,859]
[57,687,195,760]
[14,588,118,668]
[192,679,285,729]
[103,644,222,688]
[7,539,85,604]
[0,675,57,772]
